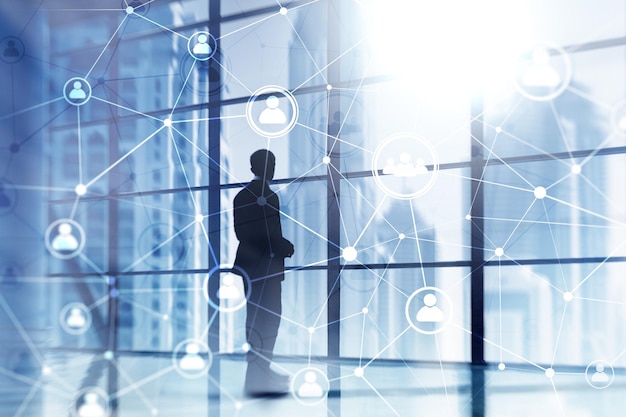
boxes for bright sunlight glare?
[363,0,534,96]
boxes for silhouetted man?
[233,149,294,396]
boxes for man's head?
[250,149,276,180]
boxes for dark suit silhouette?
[233,149,294,396]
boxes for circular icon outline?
[0,36,25,64]
[585,359,614,390]
[63,77,92,106]
[203,264,251,313]
[305,90,368,158]
[372,133,440,200]
[187,31,217,61]
[136,222,187,269]
[71,386,110,417]
[59,302,93,335]
[45,218,86,260]
[512,41,572,102]
[405,286,453,335]
[246,85,299,138]
[290,366,330,406]
[172,338,213,378]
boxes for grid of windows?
[1,0,626,415]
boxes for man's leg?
[244,279,286,394]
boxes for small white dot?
[308,326,315,334]
[465,214,472,220]
[362,307,368,314]
[163,118,172,127]
[498,363,505,371]
[195,213,204,223]
[242,343,250,352]
[75,184,87,196]
[151,409,159,416]
[326,84,333,90]
[534,186,547,199]
[235,402,243,410]
[125,6,134,14]
[279,7,288,15]
[545,368,555,378]
[322,156,331,164]
[162,314,169,320]
[398,233,405,240]
[495,126,502,133]
[563,292,573,302]
[494,247,504,257]
[571,164,581,174]
[354,367,364,377]
[41,366,52,376]
[342,246,357,262]
[103,351,114,360]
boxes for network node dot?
[41,365,52,376]
[342,246,357,262]
[279,7,288,15]
[563,292,573,302]
[195,213,204,223]
[494,247,504,257]
[103,351,114,360]
[571,164,581,174]
[242,342,250,352]
[465,214,471,220]
[151,408,159,416]
[534,186,547,199]
[362,307,368,314]
[545,368,555,378]
[399,233,405,240]
[498,363,505,371]
[235,402,243,410]
[495,126,502,133]
[75,184,87,196]
[326,84,333,90]
[354,367,364,377]
[256,196,266,206]
[163,118,172,127]
[162,314,169,320]
[308,326,315,334]
[322,156,331,164]
[126,6,134,14]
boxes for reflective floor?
[1,352,625,417]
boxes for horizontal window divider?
[44,256,626,279]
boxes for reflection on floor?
[0,352,624,416]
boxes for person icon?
[192,33,212,56]
[77,392,105,417]
[395,152,417,177]
[0,183,11,207]
[522,48,560,87]
[591,364,610,383]
[52,223,79,251]
[414,157,429,174]
[3,40,19,57]
[179,343,206,371]
[258,95,287,125]
[217,274,241,300]
[297,371,324,398]
[382,157,396,175]
[416,293,444,323]
[67,308,87,328]
[69,81,87,101]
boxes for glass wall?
[1,0,626,415]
